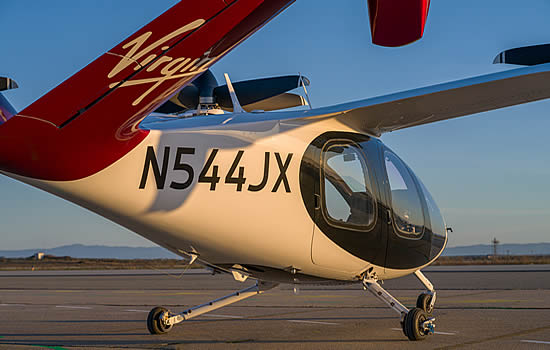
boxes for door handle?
[314,194,320,210]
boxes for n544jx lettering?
[139,146,293,193]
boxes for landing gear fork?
[414,270,437,314]
[362,270,436,341]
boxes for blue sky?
[1,0,549,249]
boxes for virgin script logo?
[107,19,212,106]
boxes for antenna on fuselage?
[223,73,245,113]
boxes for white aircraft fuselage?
[2,0,548,340]
[5,114,447,283]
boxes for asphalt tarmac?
[1,265,550,349]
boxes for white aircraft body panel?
[6,0,548,340]
[4,117,421,281]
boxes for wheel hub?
[421,317,436,335]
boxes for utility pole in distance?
[492,237,500,258]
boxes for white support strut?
[414,270,437,310]
[362,278,409,319]
[167,281,277,326]
[223,73,245,114]
[414,270,434,292]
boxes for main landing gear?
[147,281,278,335]
[362,269,437,341]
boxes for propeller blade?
[493,43,550,66]
[221,93,308,112]
[155,72,310,114]
[214,75,309,110]
[0,77,18,92]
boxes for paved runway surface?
[1,265,550,349]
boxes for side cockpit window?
[322,142,376,230]
[384,151,425,238]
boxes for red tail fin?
[0,0,293,181]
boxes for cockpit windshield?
[384,150,425,238]
[417,177,446,239]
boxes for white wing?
[146,63,550,136]
[296,63,550,136]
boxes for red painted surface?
[368,0,430,47]
[0,0,294,181]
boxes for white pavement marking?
[288,320,339,325]
[55,305,92,310]
[391,328,456,336]
[0,303,25,307]
[521,340,550,345]
[125,309,149,313]
[203,314,244,319]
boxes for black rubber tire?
[404,307,429,341]
[403,310,413,339]
[401,318,409,339]
[416,293,434,314]
[147,306,173,335]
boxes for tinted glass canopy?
[322,143,375,230]
[384,151,425,238]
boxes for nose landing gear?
[362,269,437,341]
[402,307,435,340]
[417,293,435,314]
[414,270,436,314]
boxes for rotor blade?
[367,0,430,47]
[221,93,307,112]
[493,43,550,66]
[214,75,309,109]
[0,77,18,92]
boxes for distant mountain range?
[1,243,549,259]
[0,244,179,259]
[442,243,550,256]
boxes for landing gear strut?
[414,270,436,314]
[147,281,278,335]
[362,270,436,341]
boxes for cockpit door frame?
[299,132,389,271]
